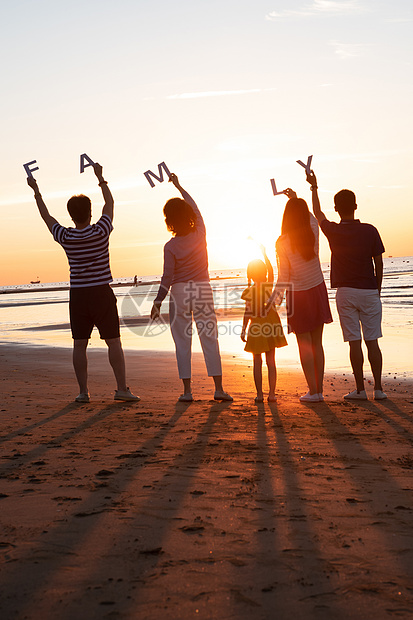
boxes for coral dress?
[241,282,287,354]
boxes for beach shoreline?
[1,343,413,619]
[2,255,413,382]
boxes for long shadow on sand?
[0,402,135,476]
[312,400,413,583]
[0,402,80,445]
[0,399,192,619]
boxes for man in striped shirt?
[27,163,139,404]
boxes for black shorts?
[69,284,120,340]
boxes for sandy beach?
[1,343,413,619]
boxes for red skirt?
[286,281,333,334]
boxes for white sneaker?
[300,392,320,403]
[344,390,367,400]
[114,388,140,402]
[374,390,387,400]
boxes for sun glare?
[208,234,270,270]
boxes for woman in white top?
[151,173,232,403]
[270,189,332,402]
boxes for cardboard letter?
[296,155,313,174]
[144,162,171,188]
[23,160,39,178]
[80,153,95,173]
[270,179,286,196]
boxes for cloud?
[329,40,368,59]
[166,88,276,100]
[266,0,365,21]
[385,17,413,23]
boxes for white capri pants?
[169,281,222,379]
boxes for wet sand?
[0,344,412,619]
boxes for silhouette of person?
[27,163,139,403]
[269,189,332,402]
[151,173,232,402]
[241,244,287,403]
[307,171,386,400]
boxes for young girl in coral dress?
[241,245,287,403]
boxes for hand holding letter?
[283,188,297,199]
[27,176,39,192]
[306,170,317,188]
[93,162,104,180]
[168,173,180,189]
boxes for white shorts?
[336,287,382,342]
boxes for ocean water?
[1,257,412,379]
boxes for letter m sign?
[143,162,171,188]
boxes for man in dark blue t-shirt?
[306,171,386,401]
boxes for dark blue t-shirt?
[320,219,385,289]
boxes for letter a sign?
[80,153,95,173]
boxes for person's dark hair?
[334,189,356,217]
[281,197,316,261]
[163,198,195,236]
[67,195,92,224]
[247,259,267,286]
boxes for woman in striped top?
[270,189,332,403]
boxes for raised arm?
[27,176,58,233]
[168,173,206,233]
[93,163,114,221]
[373,254,383,293]
[259,243,274,284]
[306,171,327,224]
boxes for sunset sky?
[1,0,412,286]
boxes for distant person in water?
[306,170,386,400]
[269,189,333,403]
[241,244,287,403]
[151,173,232,402]
[27,163,139,404]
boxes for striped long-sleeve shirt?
[52,214,113,288]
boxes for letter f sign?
[23,160,39,178]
